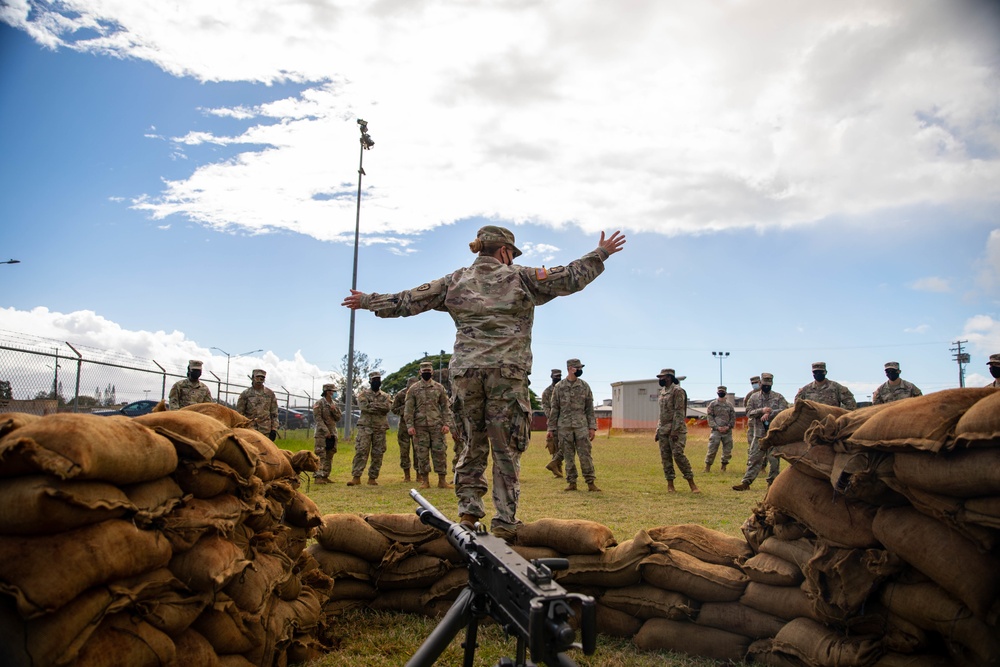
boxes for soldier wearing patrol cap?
[542,367,564,478]
[734,372,787,492]
[988,354,1000,388]
[795,362,857,410]
[343,224,626,540]
[168,359,212,409]
[548,358,600,492]
[348,371,392,486]
[655,368,700,494]
[872,362,923,405]
[312,383,343,484]
[405,361,454,490]
[237,369,279,440]
[391,376,419,482]
[705,385,735,473]
[743,375,761,448]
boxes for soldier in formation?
[655,368,700,494]
[312,383,342,484]
[405,361,454,490]
[347,371,391,486]
[795,362,857,409]
[392,376,418,482]
[548,358,600,492]
[989,354,1000,388]
[704,385,735,473]
[542,367,564,478]
[236,369,278,440]
[733,372,787,492]
[872,362,923,404]
[342,225,626,540]
[168,359,212,409]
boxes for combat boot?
[587,481,602,493]
[556,460,564,476]
[688,478,701,494]
[703,464,711,473]
[418,474,430,490]
[314,477,330,485]
[667,480,676,493]
[545,460,563,478]
[367,477,378,486]
[732,482,750,491]
[437,474,453,489]
[459,514,479,529]
[403,469,411,482]
[346,476,362,486]
[563,482,577,492]
[721,463,728,472]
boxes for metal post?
[712,351,730,387]
[67,342,83,413]
[209,371,222,405]
[152,360,167,400]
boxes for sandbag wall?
[0,405,333,667]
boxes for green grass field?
[278,427,766,666]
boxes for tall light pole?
[344,118,374,439]
[211,347,263,403]
[1,259,20,265]
[712,351,730,386]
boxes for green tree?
[337,351,384,403]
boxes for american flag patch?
[536,267,548,281]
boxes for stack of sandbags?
[0,409,332,667]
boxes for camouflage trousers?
[397,428,417,471]
[452,368,530,533]
[352,425,387,479]
[657,429,694,481]
[706,429,734,466]
[546,431,564,465]
[740,434,779,486]
[413,426,449,475]
[313,434,337,479]
[559,427,595,484]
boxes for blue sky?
[2,0,999,404]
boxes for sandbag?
[878,480,999,552]
[646,523,753,565]
[0,413,178,484]
[740,582,821,622]
[0,412,40,438]
[191,595,264,655]
[600,584,696,620]
[315,513,391,562]
[306,544,373,581]
[422,567,469,603]
[743,552,804,586]
[758,536,815,572]
[172,458,244,498]
[284,490,323,529]
[847,388,996,453]
[138,587,213,636]
[511,544,562,562]
[802,543,901,624]
[287,449,319,473]
[375,554,452,590]
[416,535,464,563]
[234,428,295,481]
[169,534,251,593]
[953,389,1000,447]
[762,400,848,450]
[557,530,657,587]
[180,402,250,428]
[634,617,751,663]
[771,617,883,667]
[74,613,176,667]
[166,628,222,667]
[123,476,187,524]
[0,475,134,534]
[224,551,293,613]
[694,601,786,639]
[770,442,833,481]
[638,550,749,602]
[328,579,379,602]
[136,411,258,478]
[515,518,616,554]
[365,512,442,544]
[893,449,1000,498]
[594,602,644,637]
[159,494,249,551]
[804,403,895,447]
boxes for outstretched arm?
[598,230,627,257]
[341,289,365,310]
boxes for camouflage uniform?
[872,380,923,404]
[352,385,391,480]
[541,371,563,468]
[548,373,597,486]
[795,363,857,409]
[392,379,418,473]
[168,378,212,409]
[405,376,454,476]
[740,382,788,487]
[358,233,611,534]
[987,354,1000,388]
[313,391,343,480]
[236,384,279,435]
[743,376,760,447]
[656,380,694,481]
[705,393,735,468]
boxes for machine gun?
[405,490,596,667]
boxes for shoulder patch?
[416,283,432,291]
[549,265,565,274]
[535,267,548,281]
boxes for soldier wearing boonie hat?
[313,383,343,484]
[236,368,279,440]
[342,222,627,540]
[168,359,212,410]
[347,370,391,486]
[795,362,857,410]
[872,362,923,405]
[705,385,735,473]
[654,367,700,494]
[405,361,454,490]
[988,353,1000,388]
[734,372,788,492]
[548,357,600,492]
[542,367,564,478]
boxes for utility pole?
[951,340,969,388]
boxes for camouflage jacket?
[872,379,923,405]
[391,388,408,416]
[404,379,453,430]
[236,386,279,433]
[357,387,391,429]
[746,390,789,438]
[168,378,212,409]
[795,379,857,410]
[359,248,610,375]
[548,378,596,431]
[541,382,557,419]
[657,384,686,436]
[707,398,736,430]
[313,397,343,438]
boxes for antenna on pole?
[950,340,969,388]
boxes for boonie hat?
[322,383,336,392]
[657,368,675,378]
[989,354,1000,367]
[476,225,522,257]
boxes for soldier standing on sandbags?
[548,358,600,492]
[168,360,212,409]
[236,369,279,440]
[656,368,700,494]
[405,361,454,490]
[988,353,1000,387]
[312,384,342,484]
[872,362,923,404]
[733,372,787,492]
[348,371,391,486]
[705,385,735,473]
[392,376,418,482]
[794,361,857,409]
[542,368,564,478]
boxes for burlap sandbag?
[180,402,250,429]
[741,509,775,553]
[743,552,804,587]
[872,505,1000,623]
[123,476,187,524]
[315,513,391,562]
[191,595,264,655]
[368,589,452,617]
[600,584,696,620]
[647,523,753,565]
[803,403,895,447]
[284,490,323,529]
[761,400,848,450]
[169,534,251,593]
[172,458,244,498]
[515,518,616,554]
[511,544,563,561]
[416,534,465,563]
[766,466,879,548]
[0,474,134,534]
[218,654,258,667]
[0,412,40,439]
[159,494,250,551]
[138,588,213,636]
[275,524,313,561]
[234,428,295,481]
[376,554,452,590]
[287,449,319,473]
[595,602,644,637]
[638,550,749,602]
[166,628,222,667]
[771,617,883,667]
[893,448,1000,498]
[759,536,815,572]
[365,512,442,544]
[830,450,902,505]
[871,653,955,667]
[136,411,258,478]
[0,519,172,619]
[846,388,996,453]
[770,442,832,481]
[0,413,178,484]
[953,389,1000,447]
[224,551,294,613]
[306,544,373,581]
[326,598,374,616]
[557,530,658,587]
[634,617,751,663]
[694,601,786,639]
[74,613,176,667]
[328,579,378,602]
[422,567,469,603]
[740,582,822,622]
[880,479,999,552]
[802,544,901,625]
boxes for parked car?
[288,407,315,428]
[278,406,309,430]
[94,400,159,417]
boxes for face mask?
[813,371,826,382]
[253,377,265,387]
[658,379,667,387]
[421,372,432,381]
[717,392,726,398]
[551,376,561,385]
[574,369,583,377]
[990,366,1000,379]
[752,382,760,390]
[188,369,201,381]
[761,385,772,394]
[371,379,381,391]
[885,370,900,381]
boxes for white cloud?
[961,314,1000,357]
[521,242,559,263]
[904,324,930,333]
[909,277,951,293]
[5,1,1000,247]
[975,228,1000,294]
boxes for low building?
[610,379,745,432]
